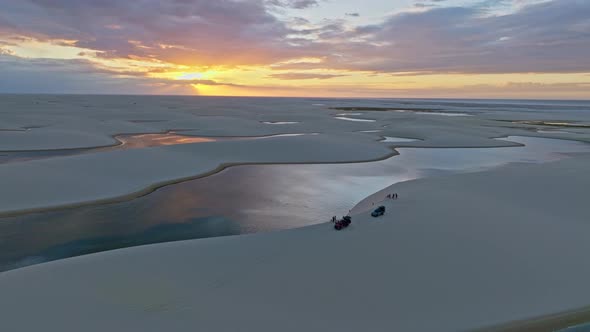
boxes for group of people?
[386,193,399,199]
[335,192,400,220]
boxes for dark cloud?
[345,13,360,17]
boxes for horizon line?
[1,93,589,103]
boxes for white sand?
[0,154,589,331]
[0,133,393,214]
[4,96,590,215]
[1,96,590,331]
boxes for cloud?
[267,0,320,9]
[305,0,590,74]
[0,47,15,56]
[268,72,347,80]
[0,0,589,96]
[0,0,297,66]
[0,53,236,94]
[413,0,448,6]
[414,3,436,8]
[345,13,360,17]
[2,0,589,75]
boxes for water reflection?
[381,136,418,143]
[0,132,314,165]
[334,116,377,122]
[515,121,590,128]
[0,136,588,271]
[537,130,571,134]
[358,130,383,133]
[415,111,471,116]
[0,132,221,164]
[116,133,217,148]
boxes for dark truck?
[371,206,386,217]
[334,216,352,230]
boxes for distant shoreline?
[1,93,589,102]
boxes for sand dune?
[4,96,590,216]
[1,96,590,331]
[1,154,589,331]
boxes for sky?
[0,0,589,98]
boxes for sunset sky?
[0,0,589,98]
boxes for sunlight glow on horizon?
[0,0,589,98]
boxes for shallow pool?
[0,132,315,165]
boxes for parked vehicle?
[371,206,386,217]
[334,216,352,230]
